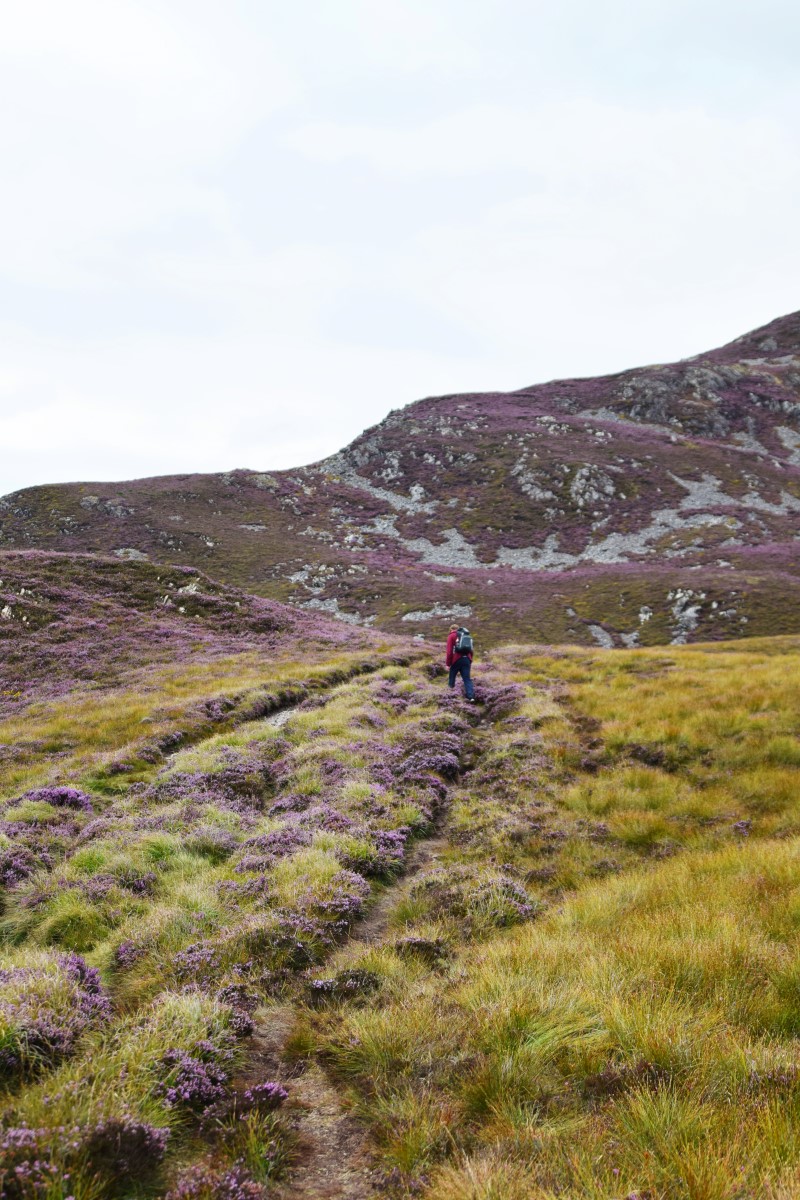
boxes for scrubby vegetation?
[299,637,800,1198]
[0,633,477,1197]
[5,311,800,646]
[4,557,800,1200]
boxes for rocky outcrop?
[3,311,800,646]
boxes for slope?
[3,311,800,645]
[4,627,800,1198]
[0,550,404,799]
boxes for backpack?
[455,627,474,655]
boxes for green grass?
[6,633,800,1197]
[303,637,800,1198]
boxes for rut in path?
[241,716,488,1199]
[246,838,451,1200]
[239,1005,376,1200]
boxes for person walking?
[446,623,476,702]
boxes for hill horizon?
[5,313,800,1197]
[4,307,800,647]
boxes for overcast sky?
[2,0,799,494]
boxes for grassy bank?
[304,637,800,1199]
[4,633,800,1197]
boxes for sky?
[2,0,800,494]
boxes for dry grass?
[307,637,800,1198]
[0,648,385,798]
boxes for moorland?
[4,309,800,646]
[2,552,800,1198]
[4,310,800,1199]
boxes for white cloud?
[0,0,799,495]
[0,0,294,288]
[3,0,198,82]
[290,98,800,365]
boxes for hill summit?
[4,310,800,645]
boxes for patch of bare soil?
[238,1003,376,1199]
[276,1064,376,1199]
[235,715,484,1197]
[235,832,452,1198]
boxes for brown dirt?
[237,1005,376,1199]
[234,833,452,1198]
[275,1064,377,1200]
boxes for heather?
[0,992,241,1198]
[0,553,410,808]
[0,950,110,1081]
[0,644,472,1195]
[297,636,800,1198]
[0,550,387,720]
[4,311,800,647]
[4,546,800,1195]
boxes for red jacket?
[446,630,473,667]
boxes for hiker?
[446,624,476,702]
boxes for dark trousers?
[448,655,475,699]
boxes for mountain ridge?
[4,309,800,646]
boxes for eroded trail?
[244,833,455,1200]
[352,833,449,947]
[236,1004,375,1200]
[238,709,489,1199]
[1,652,538,1200]
[238,671,572,1199]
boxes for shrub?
[80,1116,169,1181]
[166,1164,267,1200]
[240,1082,288,1113]
[340,828,410,878]
[475,683,525,721]
[0,951,111,1081]
[15,787,94,814]
[0,1126,71,1200]
[394,936,448,966]
[0,1118,168,1199]
[187,828,240,863]
[307,968,381,1005]
[0,847,54,889]
[408,866,538,935]
[156,1045,230,1113]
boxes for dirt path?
[263,706,299,729]
[353,833,448,945]
[241,833,455,1198]
[237,1004,376,1199]
[277,1062,376,1199]
[237,710,485,1198]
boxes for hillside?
[0,551,405,799]
[3,581,800,1196]
[0,551,394,712]
[4,310,800,646]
